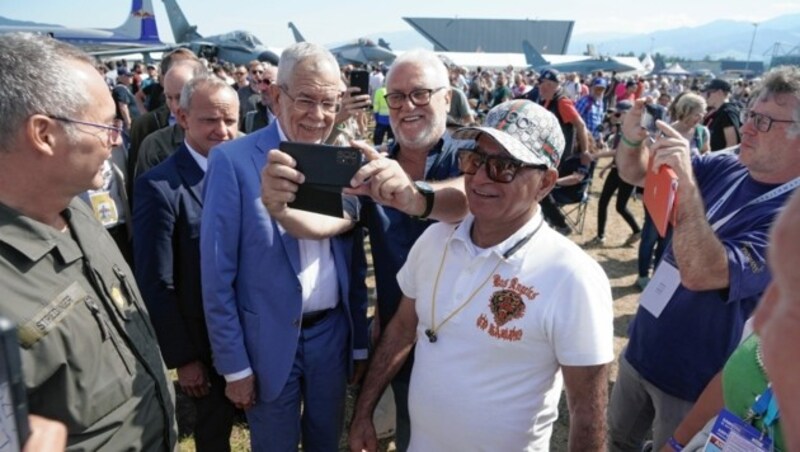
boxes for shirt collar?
[183,140,208,173]
[451,208,544,261]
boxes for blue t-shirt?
[625,152,795,401]
[360,137,461,381]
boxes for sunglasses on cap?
[457,147,548,183]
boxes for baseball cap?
[592,78,608,88]
[117,67,132,77]
[539,68,561,84]
[625,80,636,88]
[452,100,565,169]
[703,79,732,93]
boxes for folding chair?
[553,161,596,236]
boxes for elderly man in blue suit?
[200,42,369,451]
[133,75,240,451]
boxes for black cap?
[703,79,732,93]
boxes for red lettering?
[493,274,508,288]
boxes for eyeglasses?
[279,86,341,113]
[744,110,795,133]
[251,70,264,75]
[234,71,247,76]
[457,148,548,183]
[48,115,122,144]
[384,87,446,110]
[258,79,274,86]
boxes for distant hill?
[569,13,800,61]
[0,16,59,27]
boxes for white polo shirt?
[397,211,613,451]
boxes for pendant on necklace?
[425,329,438,343]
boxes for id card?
[640,261,680,318]
[704,408,772,452]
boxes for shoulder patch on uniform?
[18,282,87,348]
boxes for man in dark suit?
[133,75,240,451]
[200,42,369,451]
[127,48,200,198]
[240,65,278,134]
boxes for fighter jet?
[0,0,162,51]
[288,22,395,66]
[89,0,279,65]
[523,40,640,74]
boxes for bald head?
[164,60,207,117]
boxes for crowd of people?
[0,30,799,452]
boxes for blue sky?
[2,0,798,49]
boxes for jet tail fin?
[287,22,306,43]
[109,0,161,43]
[161,0,201,42]
[523,40,549,68]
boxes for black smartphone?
[0,317,30,450]
[349,70,370,96]
[279,142,362,188]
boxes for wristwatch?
[414,181,435,220]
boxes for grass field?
[176,169,647,451]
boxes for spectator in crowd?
[372,78,393,145]
[127,48,200,196]
[530,68,590,158]
[200,42,369,451]
[237,60,264,122]
[608,66,800,452]
[231,65,249,91]
[241,65,278,134]
[489,72,512,108]
[448,67,476,125]
[576,78,608,142]
[0,32,176,450]
[670,92,711,156]
[136,59,208,177]
[511,72,530,98]
[113,67,140,130]
[702,79,741,151]
[586,100,642,247]
[134,76,240,452]
[262,49,469,452]
[540,137,596,235]
[349,99,613,451]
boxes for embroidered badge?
[489,289,526,327]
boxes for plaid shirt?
[575,95,605,140]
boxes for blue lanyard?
[751,386,781,428]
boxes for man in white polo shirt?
[349,99,614,451]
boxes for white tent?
[660,62,691,76]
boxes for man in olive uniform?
[0,33,177,450]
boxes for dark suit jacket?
[127,105,171,195]
[133,144,210,368]
[135,124,185,179]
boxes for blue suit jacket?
[133,144,211,368]
[200,122,368,402]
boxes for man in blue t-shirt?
[608,66,800,452]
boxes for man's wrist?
[413,181,434,219]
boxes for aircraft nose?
[258,50,279,65]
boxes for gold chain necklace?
[424,217,544,343]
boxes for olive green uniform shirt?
[0,199,177,451]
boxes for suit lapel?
[174,145,205,206]
[251,124,302,275]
